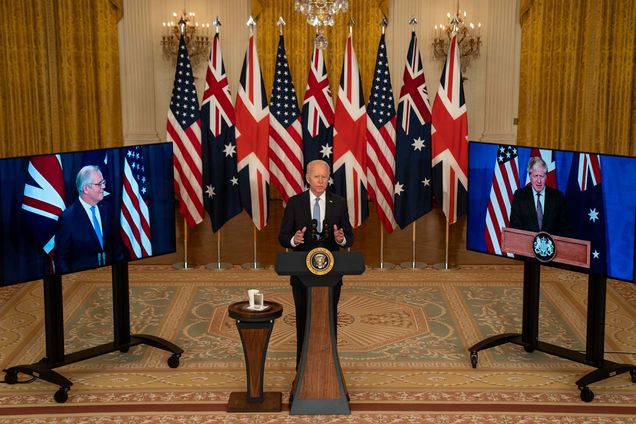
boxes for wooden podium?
[275,251,365,415]
[469,228,636,402]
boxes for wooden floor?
[142,199,511,268]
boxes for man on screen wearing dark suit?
[509,156,569,237]
[278,159,354,367]
[55,165,121,274]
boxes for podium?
[469,228,636,402]
[275,250,365,415]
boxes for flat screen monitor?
[0,143,175,287]
[467,141,636,282]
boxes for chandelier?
[432,10,482,75]
[161,10,211,67]
[294,0,349,49]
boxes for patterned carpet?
[0,264,635,423]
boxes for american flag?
[484,145,519,255]
[235,30,270,230]
[366,33,397,233]
[431,31,468,225]
[120,146,152,259]
[21,155,66,272]
[201,32,242,232]
[167,33,204,228]
[394,30,433,229]
[332,32,368,228]
[566,153,606,275]
[525,148,557,189]
[302,44,334,172]
[269,34,303,203]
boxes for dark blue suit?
[54,199,121,274]
[279,190,354,367]
[509,185,570,237]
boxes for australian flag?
[302,44,334,173]
[565,153,606,275]
[201,32,241,232]
[394,30,433,229]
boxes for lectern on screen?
[467,141,636,283]
[0,143,175,287]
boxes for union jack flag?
[366,32,397,233]
[332,32,368,228]
[21,155,66,272]
[269,34,303,203]
[120,146,152,259]
[394,30,433,229]
[302,44,334,172]
[484,145,519,255]
[167,33,204,228]
[201,32,242,232]
[432,31,468,225]
[235,29,270,230]
[566,153,606,275]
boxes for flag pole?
[242,226,263,270]
[400,221,426,269]
[434,219,456,270]
[371,223,394,270]
[206,229,232,271]
[173,217,197,269]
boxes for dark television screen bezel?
[0,142,176,287]
[467,141,636,283]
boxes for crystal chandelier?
[161,10,211,67]
[294,0,349,49]
[432,10,482,75]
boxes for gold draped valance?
[518,0,635,156]
[0,0,123,158]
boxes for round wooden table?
[226,300,283,413]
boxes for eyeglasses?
[90,180,106,187]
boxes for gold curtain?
[252,0,385,107]
[0,0,123,158]
[518,0,636,156]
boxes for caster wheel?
[470,352,478,369]
[168,354,180,368]
[4,370,18,385]
[630,368,636,383]
[524,346,535,353]
[579,386,594,403]
[119,347,130,353]
[54,388,69,403]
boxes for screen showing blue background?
[0,143,176,287]
[468,141,636,282]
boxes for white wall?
[118,0,520,146]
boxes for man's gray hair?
[76,165,101,193]
[306,159,331,176]
[527,156,547,174]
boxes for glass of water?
[254,292,264,309]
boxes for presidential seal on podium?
[306,247,335,275]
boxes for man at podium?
[278,159,354,366]
[509,156,569,237]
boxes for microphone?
[322,220,329,240]
[310,219,318,241]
